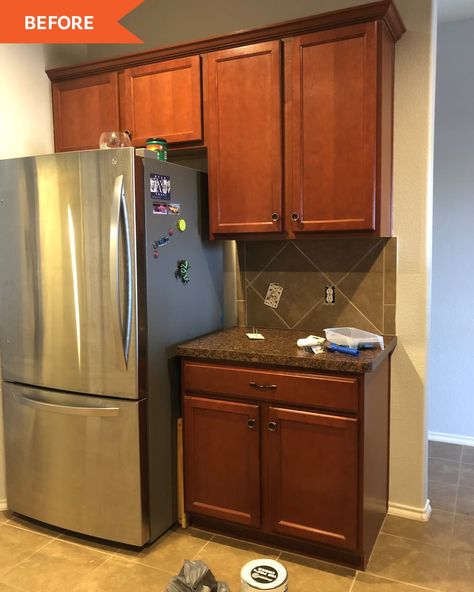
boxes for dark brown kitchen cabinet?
[205,42,283,235]
[183,395,261,527]
[120,56,203,146]
[182,357,391,568]
[288,23,379,233]
[266,406,358,549]
[52,73,120,152]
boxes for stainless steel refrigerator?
[0,148,224,546]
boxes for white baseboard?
[388,499,432,522]
[429,431,474,447]
[0,499,7,511]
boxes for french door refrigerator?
[0,148,224,545]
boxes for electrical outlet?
[324,285,336,305]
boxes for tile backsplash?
[236,238,397,335]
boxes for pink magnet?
[168,228,174,236]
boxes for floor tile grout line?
[54,533,118,556]
[363,570,443,592]
[191,535,215,560]
[378,530,452,550]
[1,535,57,580]
[347,572,357,592]
[3,520,63,540]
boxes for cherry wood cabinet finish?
[183,360,358,413]
[183,395,261,527]
[289,23,377,233]
[265,407,358,548]
[181,357,392,568]
[52,73,120,152]
[206,42,283,235]
[47,2,404,81]
[120,56,202,146]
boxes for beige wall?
[0,44,55,507]
[390,0,436,516]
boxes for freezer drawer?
[3,383,149,546]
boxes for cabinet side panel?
[377,22,395,236]
[362,356,390,563]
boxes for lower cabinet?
[182,359,390,568]
[266,407,358,549]
[183,396,261,527]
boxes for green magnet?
[176,259,190,284]
[177,218,186,232]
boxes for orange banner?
[0,0,144,43]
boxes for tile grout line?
[191,534,215,561]
[363,570,443,592]
[245,242,290,288]
[246,283,292,329]
[378,530,452,550]
[1,535,57,580]
[347,572,357,592]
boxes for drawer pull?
[268,421,277,431]
[247,418,256,429]
[249,381,277,390]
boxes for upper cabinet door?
[206,42,283,235]
[121,56,202,146]
[52,73,120,152]
[289,23,377,233]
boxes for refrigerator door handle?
[110,175,133,367]
[15,394,120,417]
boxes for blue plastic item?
[327,343,360,356]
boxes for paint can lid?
[240,559,288,590]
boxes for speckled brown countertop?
[177,327,397,373]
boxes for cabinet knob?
[291,212,300,222]
[247,418,256,429]
[271,212,280,222]
[268,421,277,432]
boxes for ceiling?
[438,0,474,23]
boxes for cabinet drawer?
[182,361,358,413]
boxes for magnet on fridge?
[168,228,174,236]
[177,219,186,232]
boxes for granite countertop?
[177,327,397,373]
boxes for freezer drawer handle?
[16,395,120,417]
[110,175,133,368]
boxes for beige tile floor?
[0,441,473,592]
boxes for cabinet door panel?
[52,73,120,152]
[121,56,202,145]
[290,23,377,232]
[266,407,358,549]
[206,42,283,235]
[184,396,261,527]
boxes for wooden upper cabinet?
[120,56,202,146]
[206,42,283,236]
[289,23,378,233]
[52,73,120,152]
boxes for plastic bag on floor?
[166,559,231,592]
